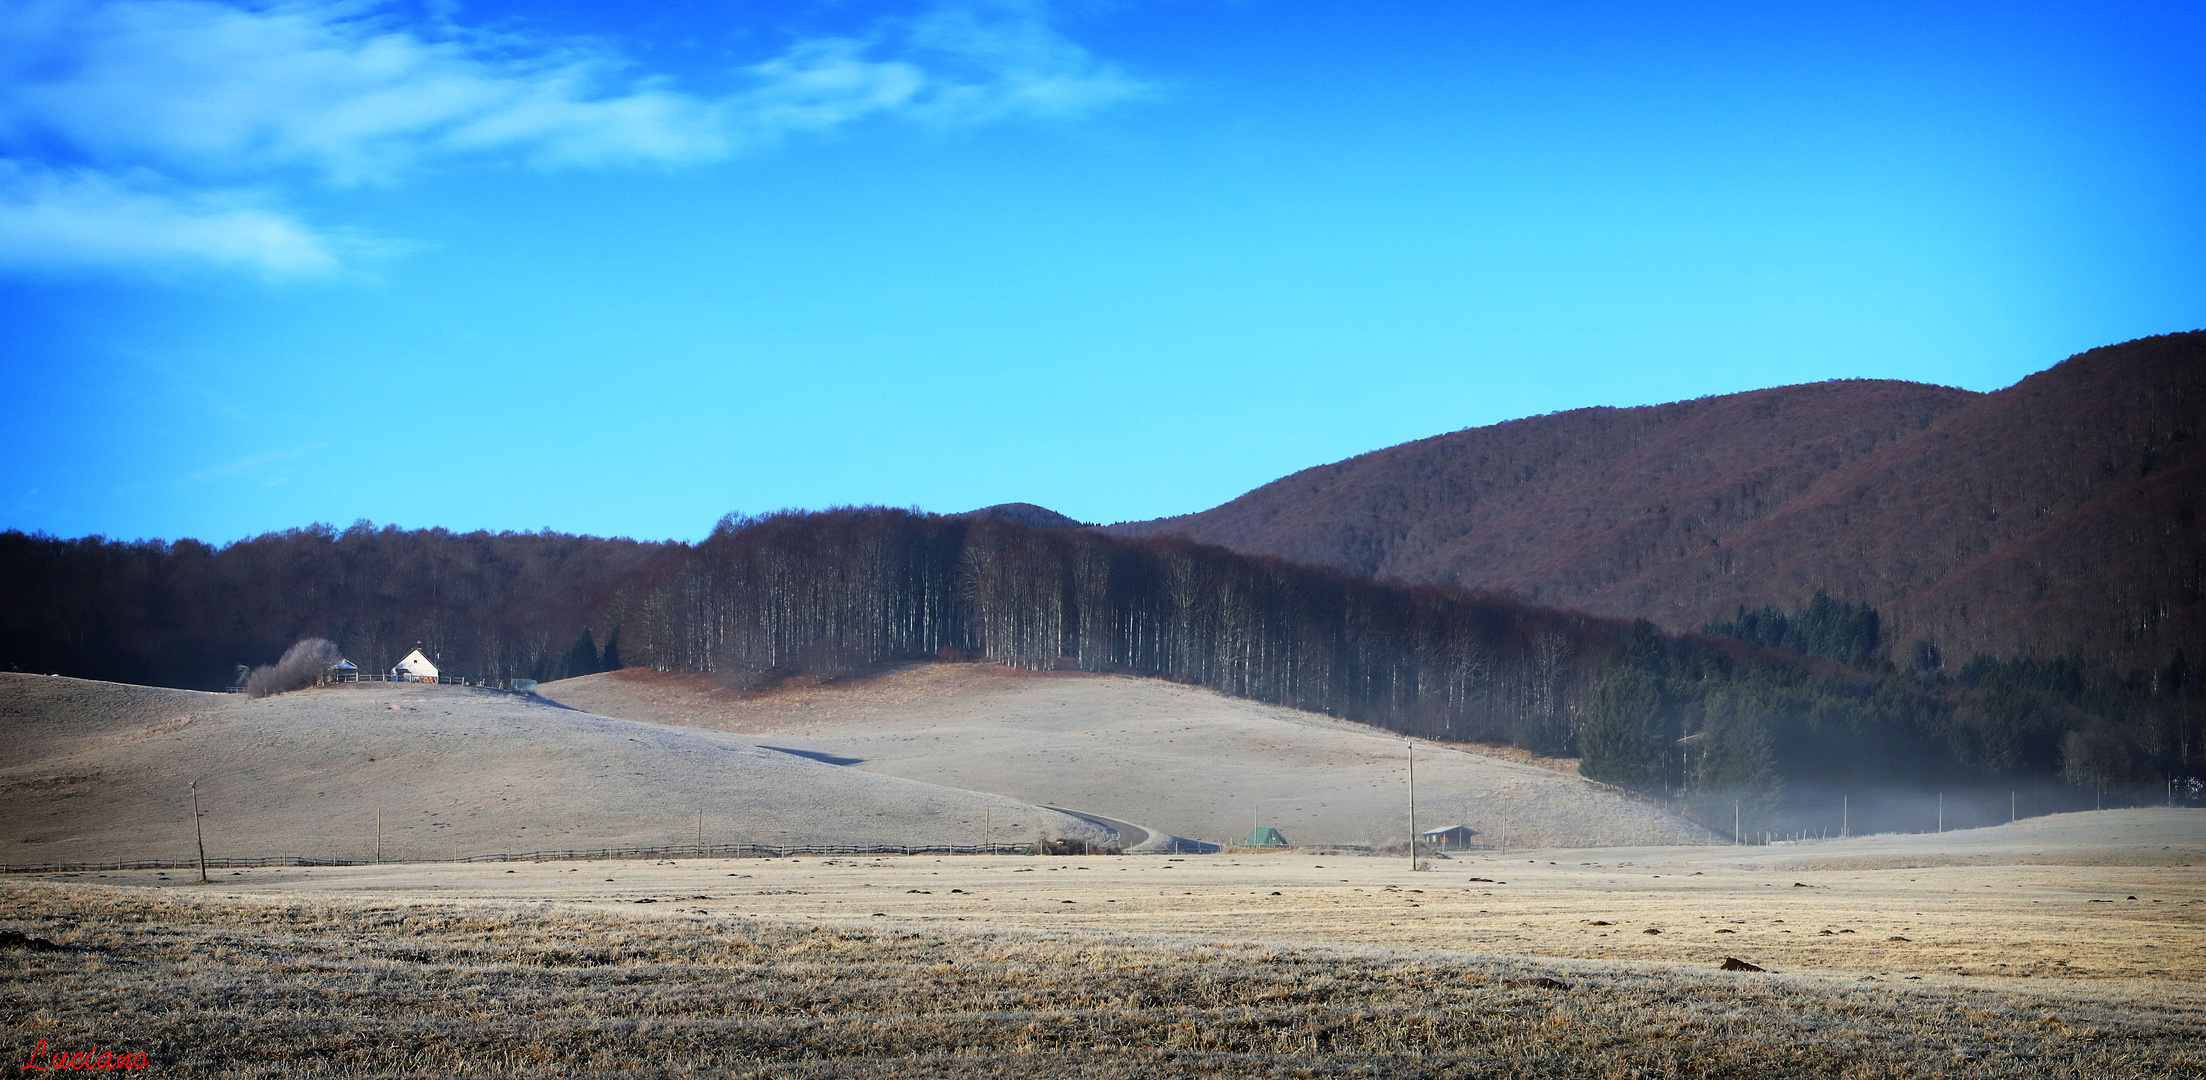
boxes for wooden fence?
[225,674,513,693]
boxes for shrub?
[245,638,341,698]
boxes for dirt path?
[1045,807,1156,851]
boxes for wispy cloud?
[0,161,339,275]
[0,0,1147,275]
[177,442,325,486]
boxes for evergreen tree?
[1688,689,1782,802]
[562,630,599,680]
[1577,664,1669,792]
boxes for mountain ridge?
[1109,332,2205,672]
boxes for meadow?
[6,810,2201,1077]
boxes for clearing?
[0,673,1107,865]
[540,665,1704,850]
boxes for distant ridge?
[1111,332,2206,672]
[960,503,1086,529]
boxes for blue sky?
[3,1,2201,543]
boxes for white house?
[392,649,439,682]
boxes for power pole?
[1734,799,1740,846]
[1938,793,1943,834]
[1842,794,1849,838]
[376,807,382,864]
[1406,740,1417,871]
[697,808,705,854]
[191,780,208,884]
[2011,791,2016,823]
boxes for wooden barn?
[1419,824,1479,850]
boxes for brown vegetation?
[1111,332,2205,677]
[6,808,2202,1077]
[3,334,2197,818]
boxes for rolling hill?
[1112,332,2206,672]
[538,664,1709,850]
[0,673,1109,866]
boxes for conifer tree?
[562,630,599,680]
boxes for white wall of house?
[392,649,439,680]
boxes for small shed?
[392,649,439,683]
[1420,825,1479,850]
[1244,826,1289,847]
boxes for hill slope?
[0,673,1106,865]
[539,665,1709,849]
[1112,332,2206,670]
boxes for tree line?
[0,521,670,689]
[608,508,1602,750]
[4,509,2197,831]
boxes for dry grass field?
[6,670,2202,1074]
[6,809,2201,1077]
[0,673,1108,866]
[541,665,1703,850]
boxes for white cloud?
[904,1,1151,123]
[0,0,1147,274]
[0,161,338,275]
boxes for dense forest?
[0,522,672,689]
[1701,592,1885,667]
[5,507,2197,834]
[1110,332,2205,680]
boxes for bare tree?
[245,638,342,698]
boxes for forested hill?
[5,508,2199,831]
[1109,332,2206,679]
[0,524,676,691]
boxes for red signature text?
[19,1039,148,1071]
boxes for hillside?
[960,503,1086,529]
[1111,332,2206,672]
[0,673,1107,866]
[538,665,1709,849]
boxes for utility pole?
[1734,799,1741,846]
[985,808,992,855]
[191,780,208,884]
[1406,740,1418,871]
[376,807,382,864]
[697,808,705,854]
[1842,795,1849,838]
[1938,793,1943,834]
[2011,791,2016,823]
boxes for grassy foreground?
[4,882,2201,1078]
